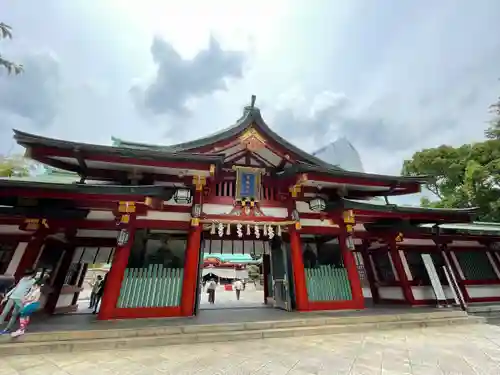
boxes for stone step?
[468,303,500,315]
[4,310,468,344]
[0,315,483,356]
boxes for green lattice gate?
[117,264,183,308]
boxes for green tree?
[402,137,500,222]
[485,96,500,140]
[1,22,23,74]
[247,264,261,285]
[0,155,31,177]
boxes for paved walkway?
[2,324,500,374]
[26,306,447,333]
[199,284,266,309]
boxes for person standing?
[92,273,107,314]
[233,279,243,301]
[10,278,44,338]
[89,275,103,309]
[0,269,36,334]
[206,279,216,304]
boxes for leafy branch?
[0,22,23,74]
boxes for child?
[10,278,44,338]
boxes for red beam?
[135,219,190,230]
[0,188,155,202]
[203,196,285,207]
[202,214,290,223]
[31,147,214,171]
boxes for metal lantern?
[345,236,355,251]
[309,197,326,212]
[173,188,192,204]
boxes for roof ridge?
[108,101,344,169]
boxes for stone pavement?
[199,284,265,309]
[2,324,500,374]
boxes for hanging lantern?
[263,225,268,237]
[254,224,260,239]
[346,236,355,250]
[226,223,231,235]
[268,225,275,239]
[217,223,224,237]
[173,188,192,204]
[309,197,326,212]
[277,225,282,237]
[210,222,216,235]
[236,223,243,238]
[246,224,251,236]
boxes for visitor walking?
[92,273,107,314]
[89,275,103,309]
[233,279,243,300]
[0,269,36,334]
[206,279,216,304]
[10,278,45,338]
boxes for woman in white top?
[233,279,243,300]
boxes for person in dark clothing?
[92,273,107,314]
[89,275,103,309]
[206,279,216,304]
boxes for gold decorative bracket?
[239,126,266,151]
[395,232,404,242]
[289,185,301,198]
[118,201,136,213]
[193,175,207,191]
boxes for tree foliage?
[485,96,500,140]
[0,155,31,177]
[0,22,23,74]
[402,99,500,222]
[247,264,260,282]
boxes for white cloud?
[0,0,499,181]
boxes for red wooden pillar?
[45,241,76,314]
[338,229,364,309]
[388,238,415,304]
[98,219,136,320]
[14,231,47,281]
[180,225,202,316]
[288,226,308,311]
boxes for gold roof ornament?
[239,127,266,151]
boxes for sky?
[1,0,500,187]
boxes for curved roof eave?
[0,179,177,198]
[112,106,344,170]
[13,129,226,165]
[327,198,478,218]
[273,164,432,184]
